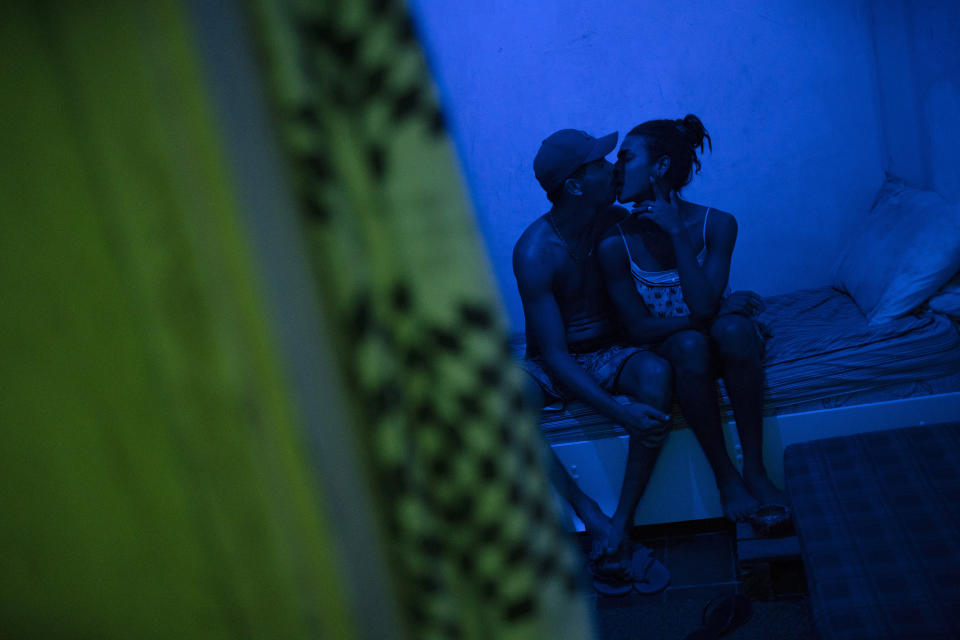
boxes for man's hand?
[631,176,684,236]
[620,403,671,448]
[716,290,765,317]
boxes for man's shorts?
[518,343,649,406]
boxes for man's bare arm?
[513,241,667,432]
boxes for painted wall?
[410,0,887,331]
[870,0,960,201]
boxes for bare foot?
[718,474,760,522]
[580,508,635,577]
[742,468,789,507]
[576,501,620,561]
[598,514,635,568]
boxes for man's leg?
[710,315,787,506]
[606,351,671,552]
[520,372,615,546]
[658,330,758,521]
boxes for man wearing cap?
[513,129,673,593]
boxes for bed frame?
[550,390,960,530]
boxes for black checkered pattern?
[265,0,445,225]
[246,0,592,636]
[346,290,585,635]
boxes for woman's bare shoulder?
[699,203,735,221]
[689,202,736,231]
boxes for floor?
[580,518,818,639]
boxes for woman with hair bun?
[598,115,788,523]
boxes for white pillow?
[929,272,960,319]
[835,175,960,324]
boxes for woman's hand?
[716,290,766,317]
[631,176,684,236]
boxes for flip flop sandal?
[630,545,670,595]
[588,557,633,596]
[592,573,634,596]
[748,504,793,538]
[703,593,753,636]
[682,594,753,639]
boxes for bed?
[529,285,960,446]
[517,285,960,527]
[523,175,960,527]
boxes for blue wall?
[410,0,953,332]
[871,0,960,201]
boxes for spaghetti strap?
[617,224,636,264]
[702,207,711,248]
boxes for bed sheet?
[520,287,960,441]
[751,286,960,409]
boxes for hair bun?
[626,114,713,190]
[679,114,711,154]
